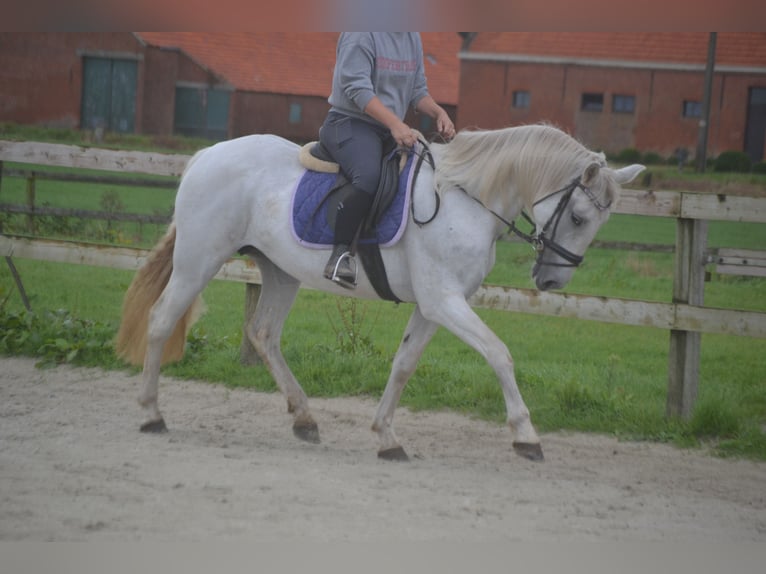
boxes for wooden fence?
[1,140,765,419]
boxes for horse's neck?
[430,136,541,223]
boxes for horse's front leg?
[372,306,438,461]
[421,294,543,461]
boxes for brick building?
[0,32,461,144]
[458,33,766,162]
[3,32,764,162]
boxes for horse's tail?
[115,223,204,366]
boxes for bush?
[641,151,664,165]
[752,161,766,175]
[615,148,642,164]
[0,307,116,368]
[713,150,752,173]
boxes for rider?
[320,32,455,288]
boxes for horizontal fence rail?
[2,139,764,220]
[2,234,763,339]
[0,140,189,177]
[2,140,765,419]
[3,168,178,189]
[613,189,766,222]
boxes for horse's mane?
[431,124,611,211]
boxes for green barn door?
[174,86,230,140]
[81,57,137,133]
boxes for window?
[581,93,604,112]
[289,103,302,124]
[612,94,635,114]
[683,100,702,118]
[512,90,530,109]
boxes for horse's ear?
[613,164,646,185]
[582,162,601,186]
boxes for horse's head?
[530,161,645,291]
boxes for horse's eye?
[571,213,584,226]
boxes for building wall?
[232,92,329,143]
[7,34,754,156]
[232,93,456,143]
[458,58,766,160]
[0,32,144,130]
[141,45,232,138]
[140,46,180,137]
[0,33,333,142]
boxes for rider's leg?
[323,189,373,287]
[319,112,386,287]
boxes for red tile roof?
[466,33,766,68]
[135,32,461,104]
[136,33,338,97]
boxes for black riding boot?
[324,188,373,288]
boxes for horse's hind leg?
[138,273,208,432]
[246,253,319,443]
[372,306,438,460]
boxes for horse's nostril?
[542,280,557,291]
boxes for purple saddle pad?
[290,151,415,249]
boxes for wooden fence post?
[666,217,708,418]
[26,173,36,234]
[239,282,262,365]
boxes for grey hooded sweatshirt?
[327,32,430,126]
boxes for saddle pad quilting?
[291,151,415,249]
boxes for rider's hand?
[390,120,418,148]
[364,97,418,148]
[435,110,455,141]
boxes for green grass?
[595,213,766,250]
[0,162,177,247]
[2,255,765,460]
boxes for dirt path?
[1,356,764,542]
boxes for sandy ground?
[1,356,764,543]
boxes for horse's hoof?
[140,419,167,433]
[512,441,544,461]
[378,446,410,462]
[293,422,321,444]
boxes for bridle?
[480,176,611,269]
[416,142,610,270]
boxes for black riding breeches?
[319,111,391,196]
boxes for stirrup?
[329,251,357,289]
[324,247,358,289]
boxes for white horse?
[116,124,644,461]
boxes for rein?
[408,138,439,226]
